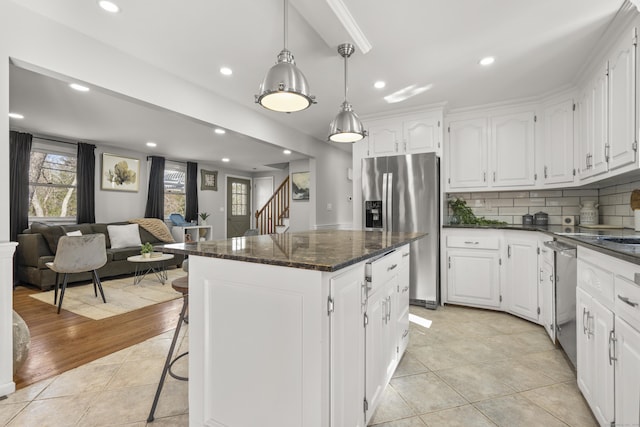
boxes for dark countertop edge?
[444,224,640,265]
[158,233,425,273]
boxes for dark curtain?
[145,156,165,219]
[10,131,32,242]
[76,142,96,224]
[185,161,199,222]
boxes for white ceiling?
[8,0,628,171]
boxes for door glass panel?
[232,182,248,216]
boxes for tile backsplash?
[598,180,638,228]
[446,189,599,226]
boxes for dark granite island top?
[158,229,426,272]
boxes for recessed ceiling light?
[374,81,386,89]
[283,149,291,155]
[69,83,90,92]
[146,141,157,147]
[220,67,233,76]
[222,158,230,162]
[479,56,495,66]
[214,128,226,135]
[98,1,120,13]
[8,113,24,119]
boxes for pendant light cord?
[283,0,288,50]
[343,53,349,103]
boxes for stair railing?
[255,176,290,234]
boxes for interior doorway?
[226,176,252,237]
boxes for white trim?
[0,242,18,398]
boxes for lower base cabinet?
[614,317,640,427]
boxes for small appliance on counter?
[534,211,548,226]
[522,214,533,225]
[562,215,579,226]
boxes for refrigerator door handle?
[382,173,388,231]
[387,172,393,232]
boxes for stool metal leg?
[147,294,189,422]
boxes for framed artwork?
[291,171,310,201]
[201,169,218,191]
[101,153,139,192]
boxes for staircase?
[255,176,290,234]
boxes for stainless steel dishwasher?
[544,239,577,368]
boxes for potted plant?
[199,212,210,225]
[140,242,154,258]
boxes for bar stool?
[147,272,189,422]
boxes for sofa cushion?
[108,247,142,261]
[107,224,142,249]
[37,255,55,269]
[30,222,64,254]
[90,224,111,247]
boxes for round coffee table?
[127,253,175,285]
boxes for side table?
[127,253,175,285]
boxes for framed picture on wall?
[101,153,140,192]
[201,169,218,191]
[292,171,310,201]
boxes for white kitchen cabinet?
[490,112,536,187]
[447,118,489,189]
[396,246,411,356]
[365,111,442,158]
[538,237,555,341]
[542,99,575,185]
[330,267,366,427]
[504,233,539,322]
[608,27,637,171]
[445,234,501,309]
[614,317,640,427]
[579,67,609,179]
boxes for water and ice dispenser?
[365,200,383,229]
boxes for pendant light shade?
[328,43,367,143]
[256,0,315,113]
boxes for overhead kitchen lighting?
[214,128,226,135]
[383,84,432,104]
[222,158,230,162]
[328,43,366,143]
[146,141,157,147]
[255,0,315,113]
[374,81,386,89]
[8,112,24,119]
[283,149,292,155]
[69,83,90,92]
[220,67,233,76]
[98,1,120,13]
[479,56,495,66]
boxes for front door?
[227,176,251,237]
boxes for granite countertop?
[444,223,640,264]
[158,230,426,272]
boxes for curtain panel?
[185,161,198,222]
[9,131,32,242]
[145,156,165,220]
[76,143,96,223]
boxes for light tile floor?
[0,305,596,427]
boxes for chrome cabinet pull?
[387,263,398,271]
[583,308,588,335]
[609,330,617,365]
[539,269,544,283]
[402,329,409,339]
[587,313,594,338]
[402,252,410,258]
[618,295,639,308]
[387,296,392,322]
[463,241,479,245]
[544,165,548,179]
[402,286,409,293]
[483,172,486,182]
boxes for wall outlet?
[327,203,333,211]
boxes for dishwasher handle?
[543,240,577,257]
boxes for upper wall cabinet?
[446,111,536,191]
[364,111,443,158]
[542,99,575,185]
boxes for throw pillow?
[66,230,82,236]
[107,224,142,249]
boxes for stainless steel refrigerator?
[362,153,440,308]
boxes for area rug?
[29,268,186,320]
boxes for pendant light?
[255,0,315,113]
[328,43,367,143]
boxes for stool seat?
[172,276,189,294]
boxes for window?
[231,181,248,216]
[164,162,186,217]
[29,150,77,219]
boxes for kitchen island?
[160,230,425,427]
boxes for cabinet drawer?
[447,235,500,250]
[616,276,640,331]
[366,250,402,295]
[577,258,614,308]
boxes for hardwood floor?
[12,284,183,390]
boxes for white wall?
[315,146,353,229]
[289,159,314,232]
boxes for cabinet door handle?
[387,263,398,271]
[539,268,544,283]
[609,330,617,365]
[507,245,511,258]
[605,143,610,162]
[618,295,639,307]
[402,329,409,339]
[402,252,410,258]
[587,313,594,338]
[464,241,479,245]
[402,285,409,293]
[544,165,548,179]
[583,308,588,335]
[387,296,392,322]
[483,172,486,182]
[382,299,387,322]
[493,171,496,182]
